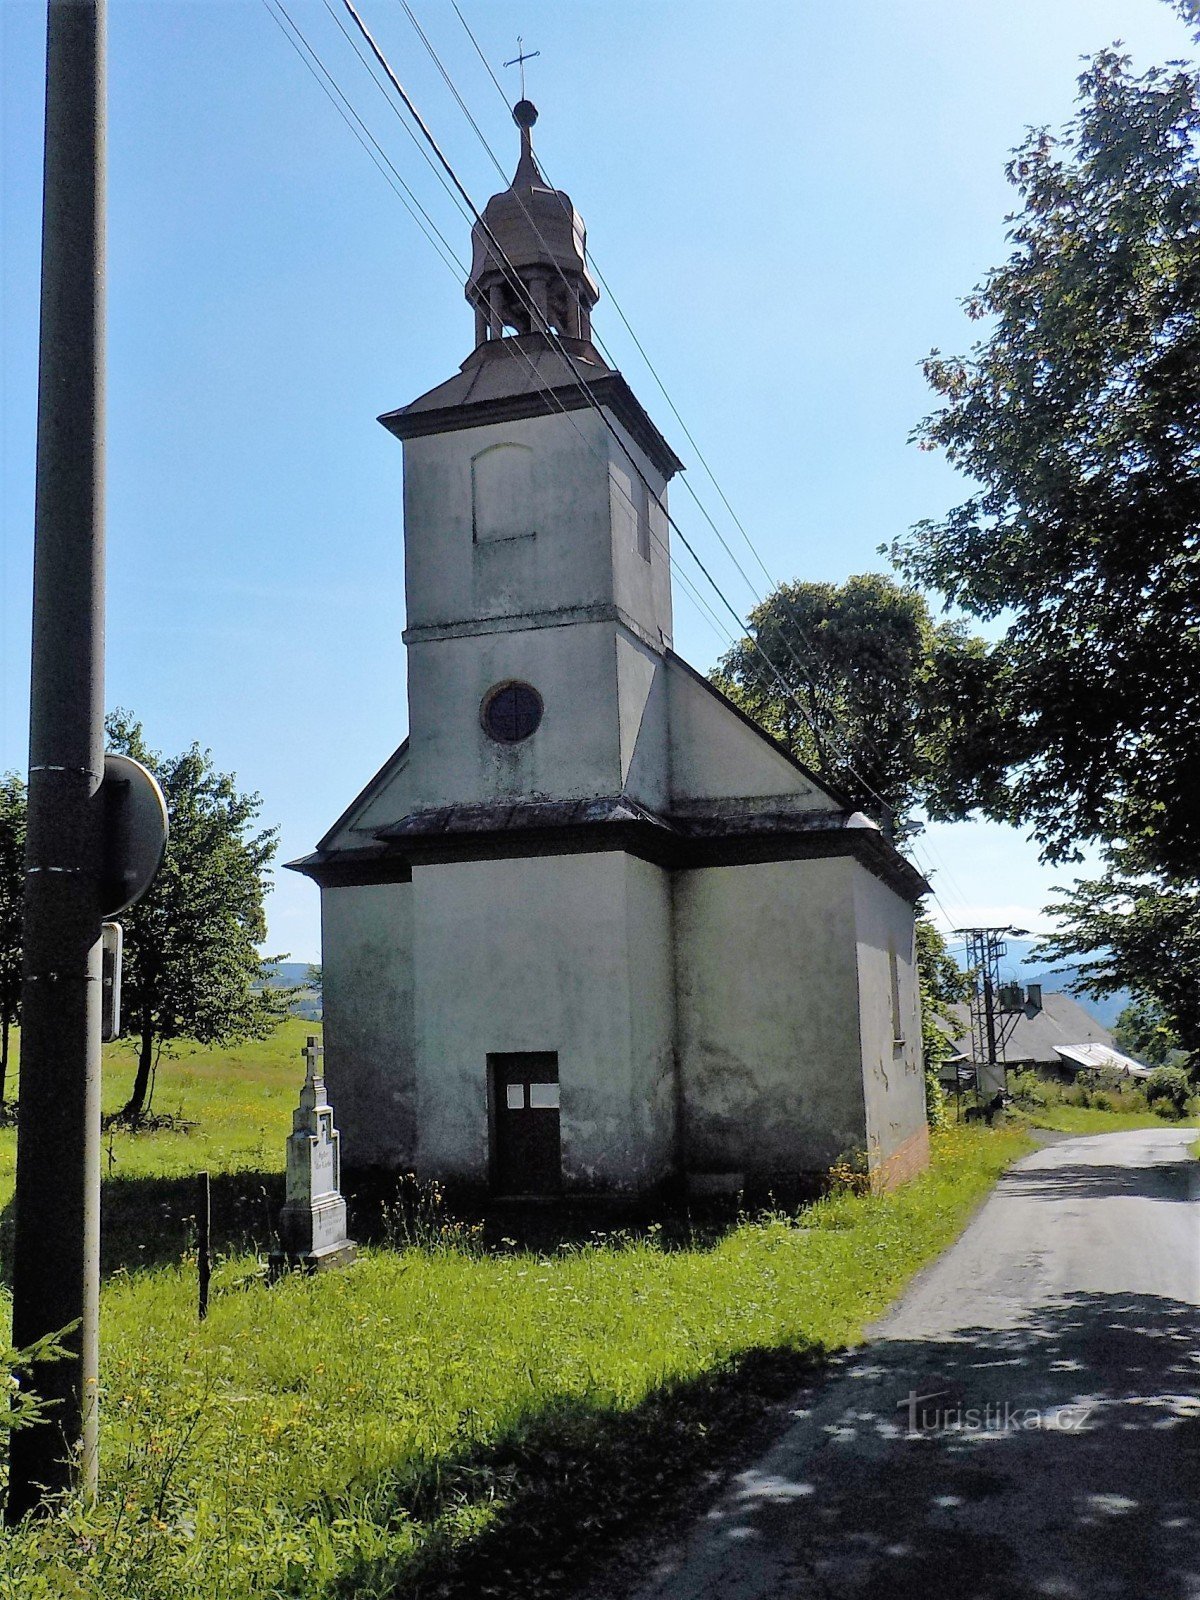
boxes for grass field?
[0,1028,1034,1599]
[1019,1103,1194,1135]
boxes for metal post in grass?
[198,1171,212,1320]
[8,0,107,1522]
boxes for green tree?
[892,47,1200,880]
[1112,994,1182,1068]
[712,573,993,821]
[106,712,289,1122]
[0,774,25,1104]
[915,915,973,1128]
[1038,852,1200,1071]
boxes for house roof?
[1053,1042,1151,1079]
[950,990,1116,1066]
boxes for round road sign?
[100,754,169,918]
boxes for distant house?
[940,991,1150,1088]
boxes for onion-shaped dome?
[465,100,600,347]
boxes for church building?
[289,99,930,1198]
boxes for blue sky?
[1,0,1192,961]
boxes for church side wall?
[665,657,831,811]
[320,883,416,1169]
[615,631,670,812]
[622,854,678,1185]
[851,868,930,1188]
[410,851,674,1193]
[674,858,868,1184]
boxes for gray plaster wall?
[665,658,830,811]
[674,858,869,1180]
[401,407,672,647]
[321,742,413,854]
[616,631,670,812]
[402,411,616,633]
[410,851,676,1192]
[320,882,416,1168]
[622,853,678,1182]
[405,622,625,808]
[604,413,673,648]
[852,866,928,1168]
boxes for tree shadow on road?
[997,1154,1197,1205]
[638,1291,1200,1600]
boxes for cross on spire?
[503,35,540,100]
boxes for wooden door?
[490,1053,561,1195]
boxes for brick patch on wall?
[872,1121,931,1192]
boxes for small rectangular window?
[610,461,652,561]
[505,1084,525,1110]
[889,944,904,1046]
[529,1083,560,1110]
[635,474,651,561]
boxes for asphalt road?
[631,1127,1200,1600]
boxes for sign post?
[8,0,108,1521]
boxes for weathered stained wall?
[398,403,679,816]
[401,407,671,650]
[410,851,676,1192]
[402,410,616,634]
[666,657,828,811]
[320,883,416,1168]
[674,858,869,1180]
[852,865,930,1184]
[405,622,624,808]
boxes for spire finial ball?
[513,99,538,130]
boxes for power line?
[271,0,931,877]
[262,0,465,280]
[449,0,777,595]
[338,0,847,767]
[361,3,883,790]
[436,10,990,905]
[262,0,735,652]
[397,5,929,823]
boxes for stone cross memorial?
[270,1035,356,1274]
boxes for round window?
[481,681,543,743]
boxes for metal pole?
[8,0,106,1521]
[197,1172,211,1320]
[983,968,999,1086]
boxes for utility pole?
[956,926,1031,1103]
[8,0,107,1520]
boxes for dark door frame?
[487,1051,562,1196]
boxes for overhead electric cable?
[263,0,465,279]
[339,0,859,777]
[397,4,924,812]
[449,0,777,592]
[274,0,928,861]
[263,0,734,651]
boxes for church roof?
[379,334,684,481]
[289,792,928,902]
[465,98,598,313]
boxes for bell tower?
[466,98,599,347]
[379,102,684,815]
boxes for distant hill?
[954,939,1130,1029]
[262,961,317,989]
[260,961,322,1021]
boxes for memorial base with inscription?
[269,1034,357,1278]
